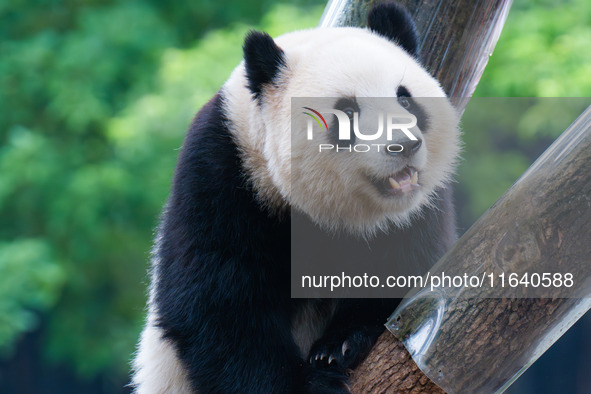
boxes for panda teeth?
[388,177,401,190]
[410,171,418,185]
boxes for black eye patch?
[396,86,411,99]
[328,97,359,145]
[396,85,429,132]
[334,97,359,119]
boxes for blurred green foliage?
[0,0,589,388]
[0,239,64,353]
[476,0,591,97]
[0,0,324,383]
[464,0,591,225]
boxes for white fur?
[224,27,460,236]
[132,321,193,394]
[291,300,338,357]
[132,242,194,394]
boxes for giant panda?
[132,2,460,393]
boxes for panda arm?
[309,298,397,372]
[152,93,348,393]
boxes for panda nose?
[387,139,422,157]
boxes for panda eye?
[398,96,410,109]
[396,86,412,109]
[334,97,359,121]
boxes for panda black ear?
[243,30,286,100]
[367,2,419,57]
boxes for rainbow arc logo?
[302,107,328,131]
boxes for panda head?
[225,2,460,235]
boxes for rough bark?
[350,331,444,393]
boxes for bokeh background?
[0,0,590,392]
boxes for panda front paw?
[308,337,356,372]
[308,326,382,372]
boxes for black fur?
[243,30,286,100]
[368,2,420,57]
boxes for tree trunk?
[349,331,444,393]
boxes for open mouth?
[371,166,420,197]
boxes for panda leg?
[153,295,351,393]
